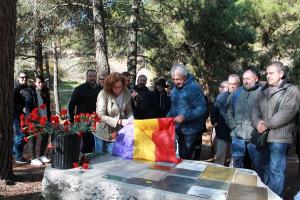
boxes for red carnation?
[26,118,31,124]
[39,116,48,127]
[74,115,81,123]
[39,104,46,110]
[82,163,89,170]
[28,123,36,132]
[20,114,25,120]
[24,137,29,143]
[20,120,26,127]
[73,162,79,168]
[21,127,27,133]
[32,108,39,115]
[61,109,68,116]
[50,115,60,125]
[32,114,40,121]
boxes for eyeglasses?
[20,76,28,79]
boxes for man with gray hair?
[252,61,300,197]
[228,74,240,93]
[167,64,207,160]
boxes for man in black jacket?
[13,71,31,163]
[150,78,171,118]
[131,74,152,119]
[68,69,101,153]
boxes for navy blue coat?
[168,74,207,136]
[210,91,231,141]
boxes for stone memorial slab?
[151,175,195,194]
[42,154,281,200]
[168,167,202,178]
[226,183,268,200]
[200,165,235,182]
[233,173,257,186]
[187,185,227,200]
[195,178,231,191]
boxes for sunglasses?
[20,76,28,79]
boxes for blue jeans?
[13,118,25,160]
[94,136,113,154]
[259,142,289,198]
[231,137,261,175]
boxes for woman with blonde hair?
[94,72,133,153]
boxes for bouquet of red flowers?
[20,104,100,142]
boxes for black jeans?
[177,129,202,160]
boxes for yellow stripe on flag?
[133,119,158,161]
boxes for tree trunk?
[93,0,110,74]
[34,19,43,76]
[52,41,60,115]
[0,0,16,180]
[33,0,43,76]
[44,51,52,88]
[127,0,140,84]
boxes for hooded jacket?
[167,74,207,136]
[252,79,300,144]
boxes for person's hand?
[131,89,138,99]
[174,115,184,124]
[121,119,128,127]
[256,120,267,133]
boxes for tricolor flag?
[112,118,181,163]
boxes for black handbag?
[250,88,287,147]
[250,128,269,147]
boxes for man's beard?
[243,83,255,90]
[88,80,96,87]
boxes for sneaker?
[15,157,30,164]
[39,156,50,163]
[31,158,43,166]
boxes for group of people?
[13,61,299,198]
[211,61,300,197]
[13,72,51,165]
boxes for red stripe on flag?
[152,118,181,163]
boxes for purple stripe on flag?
[112,120,134,159]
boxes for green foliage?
[15,0,300,98]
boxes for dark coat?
[28,85,51,121]
[13,83,31,118]
[210,91,231,141]
[226,84,261,140]
[150,90,171,118]
[68,82,102,122]
[131,85,152,119]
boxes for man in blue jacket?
[168,64,207,160]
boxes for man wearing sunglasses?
[13,71,31,163]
